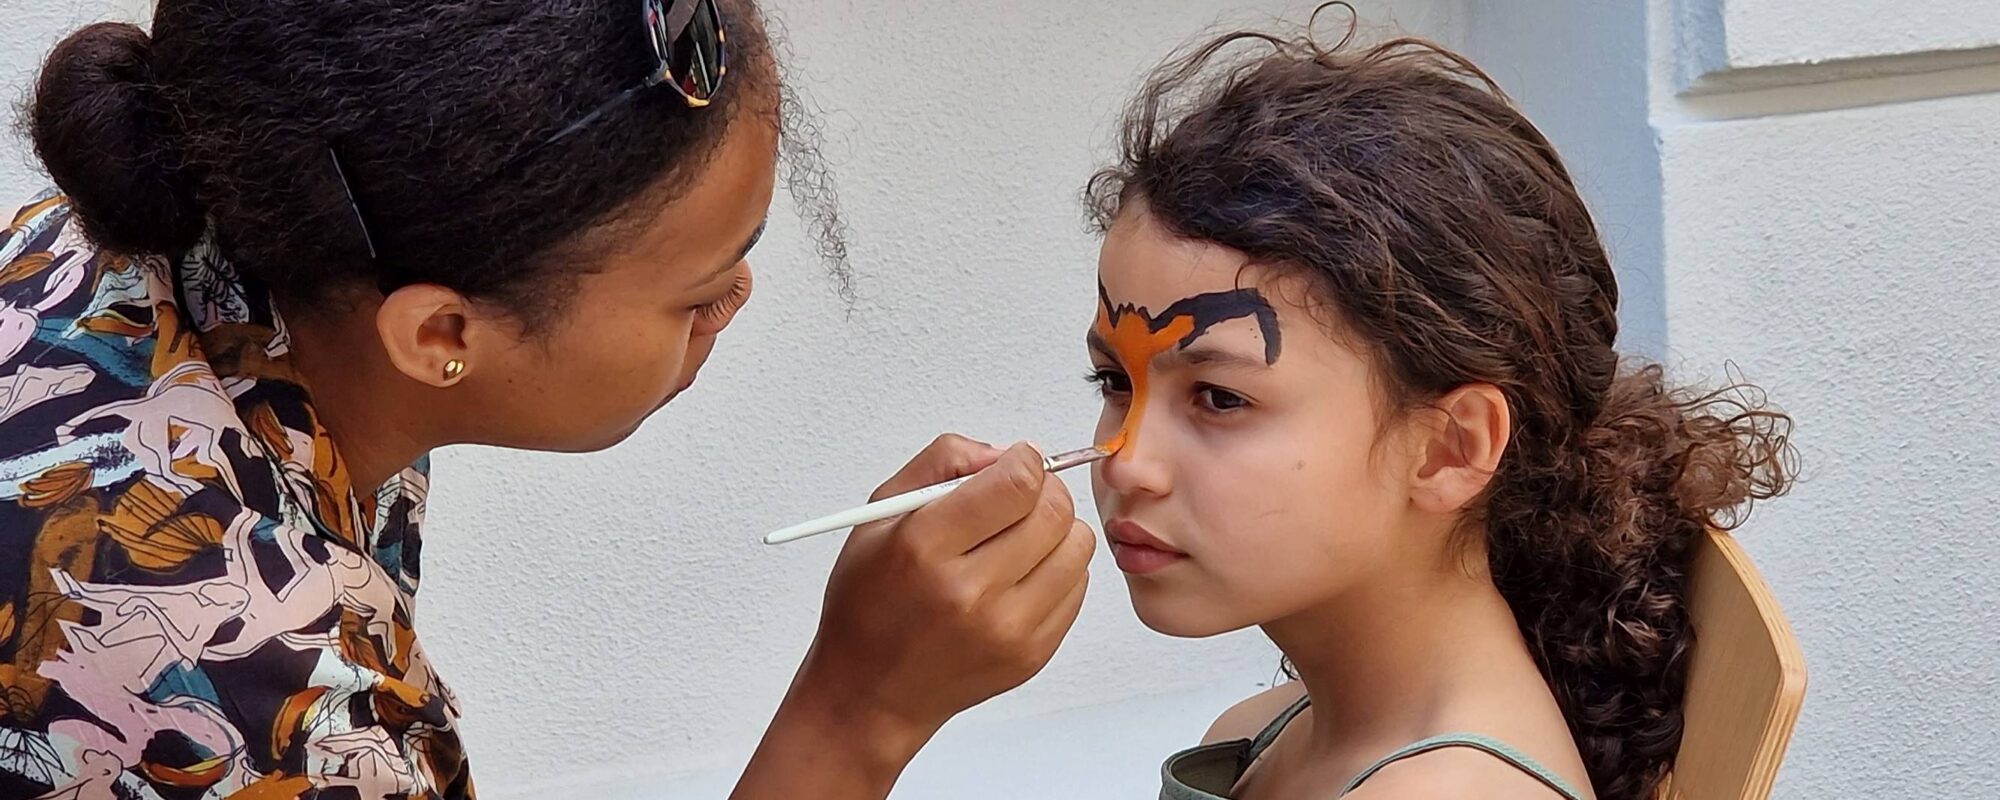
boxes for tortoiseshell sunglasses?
[507,0,728,165]
[336,0,727,271]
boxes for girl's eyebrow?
[1087,331,1118,362]
[1087,331,1268,372]
[1173,343,1272,371]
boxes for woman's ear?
[1407,383,1511,515]
[375,284,475,387]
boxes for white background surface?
[3,0,1994,796]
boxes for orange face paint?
[1092,284,1284,457]
[1093,308,1191,455]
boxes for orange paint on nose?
[1093,307,1194,458]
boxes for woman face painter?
[0,1,1098,797]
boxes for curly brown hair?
[1087,16,1796,800]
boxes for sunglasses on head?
[334,0,728,275]
[529,0,729,156]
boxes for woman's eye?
[1195,385,1249,413]
[1086,368,1132,396]
[695,272,750,326]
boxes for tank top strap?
[1337,733,1587,799]
[1245,695,1313,761]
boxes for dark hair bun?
[30,22,204,254]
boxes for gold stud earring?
[442,359,466,383]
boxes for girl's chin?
[1127,585,1250,639]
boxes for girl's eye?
[1086,368,1132,396]
[1195,384,1249,413]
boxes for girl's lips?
[1106,519,1188,574]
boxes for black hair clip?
[325,143,379,262]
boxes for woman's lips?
[1105,519,1188,575]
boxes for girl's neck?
[1262,537,1538,750]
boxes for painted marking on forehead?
[1092,283,1283,457]
[1097,284,1283,364]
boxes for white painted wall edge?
[1681,44,2000,96]
[1674,0,2000,92]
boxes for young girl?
[1082,24,1794,800]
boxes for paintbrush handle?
[763,475,972,545]
[761,445,1112,547]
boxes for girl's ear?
[1407,383,1510,514]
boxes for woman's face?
[455,110,780,453]
[1088,208,1423,638]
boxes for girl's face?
[1088,208,1424,638]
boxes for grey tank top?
[1159,697,1588,800]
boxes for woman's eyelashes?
[694,271,750,327]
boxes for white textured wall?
[1659,95,2000,798]
[0,0,145,193]
[1648,0,2000,797]
[1455,0,1665,355]
[1680,0,2000,80]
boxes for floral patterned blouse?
[0,192,471,799]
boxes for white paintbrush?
[762,444,1116,546]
